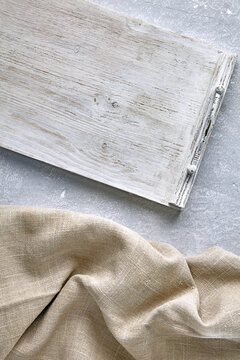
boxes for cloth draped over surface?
[0,206,240,359]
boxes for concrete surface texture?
[0,0,239,256]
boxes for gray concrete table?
[0,0,239,256]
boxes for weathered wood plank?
[0,0,236,208]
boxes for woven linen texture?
[0,206,240,359]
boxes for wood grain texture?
[0,0,236,208]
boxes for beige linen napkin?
[0,206,239,359]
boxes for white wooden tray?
[0,0,236,208]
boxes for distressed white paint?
[0,0,236,208]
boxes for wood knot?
[74,45,80,54]
[112,101,119,108]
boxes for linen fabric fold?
[0,206,239,359]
